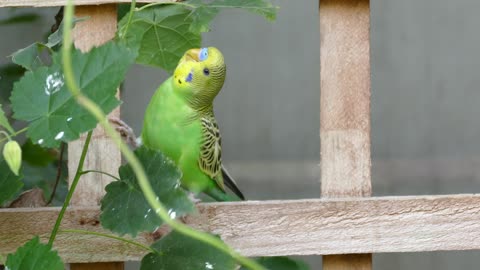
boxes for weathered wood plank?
[2,195,480,262]
[0,207,152,263]
[0,0,171,8]
[320,0,371,268]
[320,0,371,198]
[68,4,121,206]
[68,4,123,270]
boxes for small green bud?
[3,140,22,176]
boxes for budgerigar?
[141,47,244,201]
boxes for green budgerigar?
[141,47,244,201]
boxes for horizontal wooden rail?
[0,0,170,7]
[2,194,480,263]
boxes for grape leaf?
[21,139,57,167]
[185,0,219,33]
[11,18,86,72]
[0,103,14,133]
[0,159,23,205]
[186,0,277,32]
[240,257,310,270]
[118,4,201,72]
[11,43,48,71]
[21,162,68,206]
[5,236,64,270]
[141,231,236,270]
[100,146,195,237]
[208,0,277,20]
[11,41,136,148]
[0,64,24,102]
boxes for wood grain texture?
[0,207,153,263]
[69,4,120,206]
[3,195,480,262]
[68,263,124,270]
[0,0,171,7]
[320,0,371,198]
[323,255,373,270]
[68,5,123,270]
[320,0,371,268]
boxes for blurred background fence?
[2,0,480,268]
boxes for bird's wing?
[198,114,224,190]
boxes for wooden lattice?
[2,1,472,270]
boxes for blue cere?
[199,48,208,61]
[186,72,193,82]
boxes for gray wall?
[3,0,480,269]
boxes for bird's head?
[173,47,226,107]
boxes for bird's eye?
[203,68,210,76]
[199,48,208,61]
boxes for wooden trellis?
[1,1,479,270]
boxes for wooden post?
[320,0,372,269]
[68,4,123,270]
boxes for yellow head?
[173,47,226,108]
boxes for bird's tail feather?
[205,187,242,202]
[221,166,245,200]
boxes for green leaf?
[186,1,219,33]
[22,139,57,166]
[185,0,277,32]
[0,64,24,102]
[0,103,14,133]
[141,231,236,270]
[22,162,68,206]
[241,257,310,270]
[119,5,201,72]
[11,43,48,71]
[0,159,23,205]
[46,18,86,48]
[11,41,136,148]
[0,13,41,25]
[118,4,132,21]
[5,236,64,270]
[209,0,277,21]
[11,18,85,72]
[101,146,195,237]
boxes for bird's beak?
[185,48,200,62]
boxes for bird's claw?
[108,117,139,148]
[188,192,202,204]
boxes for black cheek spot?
[178,79,182,84]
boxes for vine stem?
[137,1,195,12]
[47,142,66,205]
[0,130,11,141]
[121,0,136,38]
[48,131,92,245]
[61,1,265,270]
[81,169,121,181]
[0,127,27,144]
[60,229,156,254]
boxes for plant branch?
[60,229,156,254]
[62,2,265,269]
[0,127,27,144]
[47,142,65,205]
[81,169,120,181]
[0,130,11,141]
[48,131,92,245]
[137,1,195,12]
[120,0,137,39]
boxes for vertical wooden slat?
[320,0,372,269]
[68,4,123,270]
